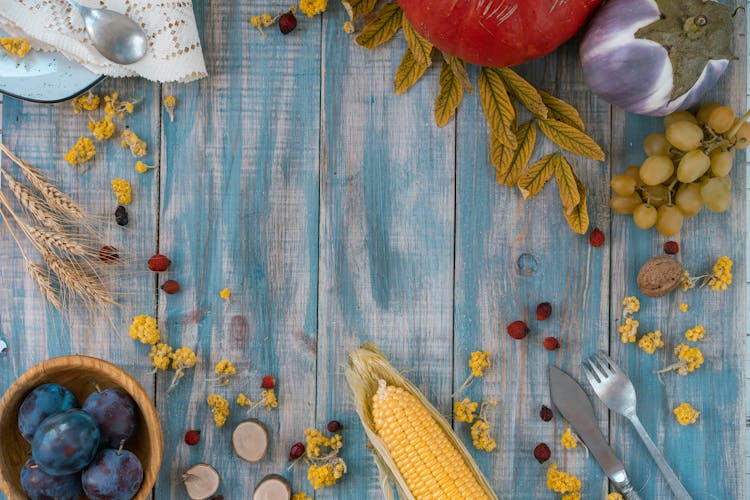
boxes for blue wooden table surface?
[0,1,747,499]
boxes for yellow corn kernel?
[372,382,492,500]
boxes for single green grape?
[639,155,674,185]
[664,111,698,129]
[633,203,657,229]
[611,174,637,196]
[656,205,684,236]
[610,194,642,215]
[701,177,731,212]
[709,150,733,177]
[665,121,704,151]
[676,149,710,183]
[643,132,671,156]
[675,183,703,216]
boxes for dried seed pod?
[252,474,291,500]
[183,463,220,500]
[232,419,269,463]
[637,255,683,297]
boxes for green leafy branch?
[344,0,605,233]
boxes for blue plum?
[82,388,137,447]
[20,458,82,500]
[18,383,78,443]
[32,409,100,475]
[82,449,143,500]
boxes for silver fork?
[584,351,692,500]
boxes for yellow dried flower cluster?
[680,270,696,291]
[64,136,96,167]
[619,318,639,344]
[561,427,577,449]
[608,494,624,500]
[72,91,101,114]
[562,493,581,500]
[343,21,355,34]
[0,37,30,58]
[707,256,733,291]
[149,343,173,371]
[622,296,640,315]
[214,359,236,376]
[292,493,312,500]
[547,463,582,494]
[172,346,197,370]
[307,459,345,489]
[684,325,706,342]
[305,428,342,457]
[470,420,496,452]
[673,344,704,375]
[88,115,115,140]
[468,350,491,377]
[673,402,699,425]
[121,129,147,157]
[299,0,327,17]
[104,91,138,119]
[111,178,132,205]
[207,393,229,427]
[163,95,177,122]
[236,393,251,406]
[638,330,665,355]
[261,389,278,410]
[679,302,689,313]
[220,287,231,300]
[453,398,478,423]
[129,315,160,344]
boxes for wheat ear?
[1,170,63,231]
[0,142,86,219]
[0,206,62,310]
[25,226,89,256]
[43,250,117,307]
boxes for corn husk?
[346,343,498,500]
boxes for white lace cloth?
[0,0,207,82]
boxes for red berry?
[507,320,529,340]
[261,375,276,389]
[536,302,552,321]
[161,279,180,294]
[279,11,297,34]
[148,253,171,272]
[543,337,559,350]
[539,405,554,422]
[327,420,342,433]
[664,241,679,254]
[289,442,305,460]
[589,228,605,247]
[98,245,119,263]
[184,430,201,446]
[533,442,551,463]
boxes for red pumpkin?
[398,0,603,67]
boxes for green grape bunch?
[610,104,750,236]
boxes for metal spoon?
[68,0,148,65]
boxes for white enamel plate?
[0,30,103,103]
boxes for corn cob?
[346,344,497,500]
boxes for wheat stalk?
[25,225,89,256]
[1,170,63,231]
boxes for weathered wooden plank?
[0,77,159,496]
[154,0,321,497]
[609,1,746,497]
[454,37,611,497]
[316,13,456,499]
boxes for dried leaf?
[538,91,585,131]
[555,155,581,212]
[394,48,428,95]
[517,152,560,199]
[356,2,403,50]
[434,59,463,127]
[479,67,517,150]
[342,0,377,20]
[444,54,473,94]
[402,18,432,68]
[497,68,547,119]
[563,179,589,234]
[496,121,537,187]
[538,119,605,161]
[490,134,513,184]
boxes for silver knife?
[549,365,641,500]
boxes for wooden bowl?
[0,356,162,499]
